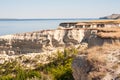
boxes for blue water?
[0,19,94,35]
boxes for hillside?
[100,14,120,19]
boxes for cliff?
[0,26,120,79]
[87,28,120,47]
[0,29,85,55]
[0,28,120,55]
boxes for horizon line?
[0,18,98,20]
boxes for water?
[0,19,94,36]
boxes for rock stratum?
[0,29,85,55]
[0,28,120,55]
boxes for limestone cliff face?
[0,28,120,54]
[0,29,85,54]
[0,29,85,46]
[88,35,120,47]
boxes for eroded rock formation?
[0,28,120,55]
[0,29,85,55]
[72,44,120,80]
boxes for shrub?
[50,58,74,80]
[15,68,27,80]
[27,70,41,78]
[0,75,14,80]
[15,67,41,80]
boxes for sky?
[0,0,120,19]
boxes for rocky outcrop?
[0,28,120,55]
[88,35,120,48]
[87,28,120,47]
[100,14,120,19]
[0,29,85,55]
[72,55,91,80]
[72,44,120,80]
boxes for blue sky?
[0,0,120,18]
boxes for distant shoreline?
[0,18,98,21]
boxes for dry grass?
[87,46,107,64]
[97,32,120,39]
[95,28,120,39]
[86,43,120,64]
[95,27,120,32]
[88,19,120,23]
[82,43,120,79]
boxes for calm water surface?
[0,19,93,35]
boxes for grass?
[87,43,120,63]
[93,28,120,39]
[0,61,41,80]
[88,19,120,23]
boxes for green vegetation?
[0,61,41,80]
[0,47,79,80]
